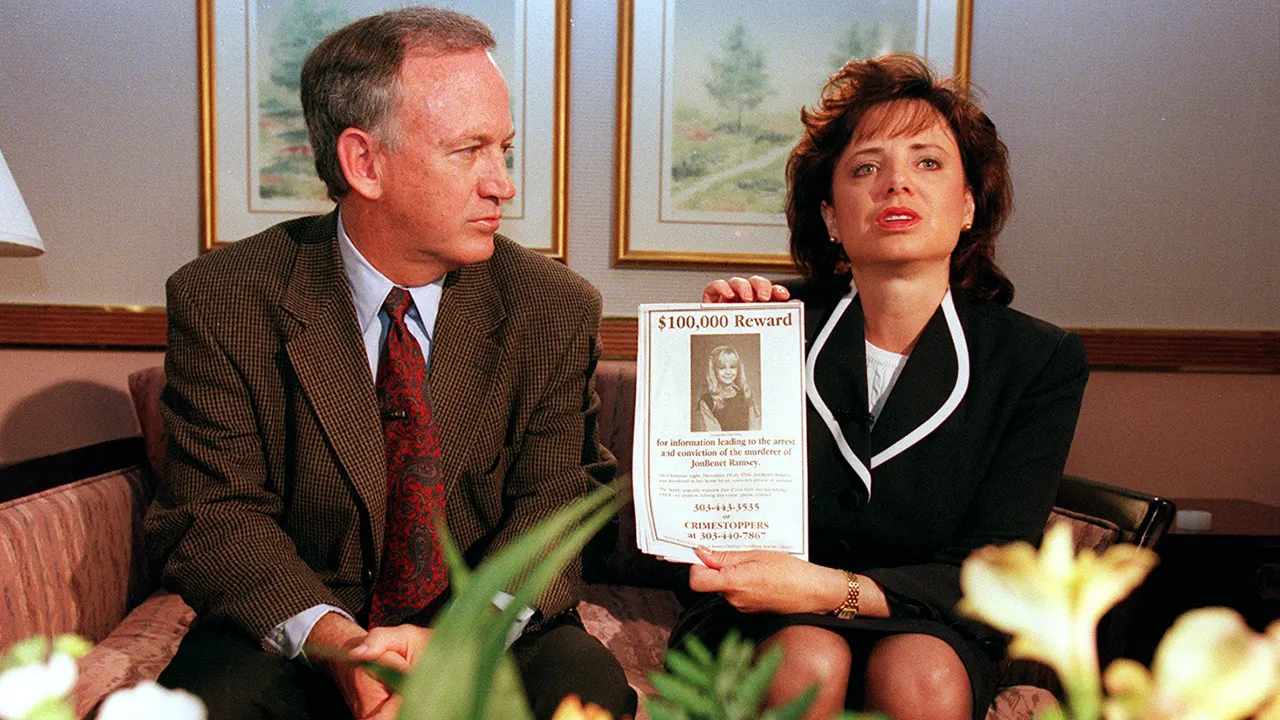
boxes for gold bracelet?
[832,571,860,619]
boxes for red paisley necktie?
[368,287,448,627]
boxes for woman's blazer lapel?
[807,296,873,468]
[869,307,961,458]
[806,291,970,496]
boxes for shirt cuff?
[266,596,531,660]
[493,592,536,648]
[267,604,356,664]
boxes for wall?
[1068,372,1280,506]
[0,349,163,463]
[0,0,1276,502]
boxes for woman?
[675,53,1089,720]
[695,345,762,432]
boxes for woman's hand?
[702,276,791,304]
[689,546,846,615]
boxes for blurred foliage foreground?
[4,490,1277,720]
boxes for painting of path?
[664,0,919,223]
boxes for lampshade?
[0,147,44,257]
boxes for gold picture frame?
[614,0,973,269]
[197,0,570,260]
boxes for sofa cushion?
[578,584,681,699]
[1048,506,1122,555]
[0,466,153,648]
[988,684,1059,719]
[588,359,690,591]
[595,360,637,477]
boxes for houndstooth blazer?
[144,211,614,643]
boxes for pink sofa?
[2,360,1171,718]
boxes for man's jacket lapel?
[431,255,505,494]
[279,213,387,537]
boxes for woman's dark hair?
[786,53,1014,304]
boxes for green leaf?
[648,673,720,717]
[473,497,619,718]
[664,649,713,689]
[395,485,622,720]
[682,634,715,666]
[470,495,621,716]
[645,698,694,720]
[359,660,406,692]
[713,632,754,706]
[728,644,783,717]
[441,521,471,594]
[478,654,530,718]
[758,684,816,720]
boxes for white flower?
[1103,609,1279,720]
[958,523,1158,720]
[0,652,77,720]
[959,523,1156,678]
[96,681,205,720]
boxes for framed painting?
[614,0,972,268]
[198,0,570,258]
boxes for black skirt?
[669,593,999,719]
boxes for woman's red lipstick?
[877,206,921,229]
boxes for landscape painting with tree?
[250,0,519,215]
[201,0,566,254]
[665,0,919,224]
[616,0,967,267]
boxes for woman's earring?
[829,234,840,244]
[961,222,972,232]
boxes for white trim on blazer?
[805,289,970,498]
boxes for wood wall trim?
[0,304,1275,372]
[0,304,167,350]
[598,317,1280,373]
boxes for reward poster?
[633,303,808,563]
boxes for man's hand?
[701,276,791,304]
[689,546,846,615]
[307,613,431,720]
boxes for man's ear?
[335,128,384,200]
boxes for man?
[146,8,632,720]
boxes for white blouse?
[865,340,909,427]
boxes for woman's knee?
[762,626,852,706]
[864,634,971,720]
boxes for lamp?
[0,146,44,257]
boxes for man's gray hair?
[300,7,496,200]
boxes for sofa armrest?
[73,590,195,718]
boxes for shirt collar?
[336,210,443,338]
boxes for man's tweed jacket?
[144,212,614,643]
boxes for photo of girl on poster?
[692,338,762,432]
